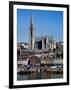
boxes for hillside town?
[17,15,63,79]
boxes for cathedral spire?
[30,14,34,29]
[29,14,35,50]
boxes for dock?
[17,67,63,75]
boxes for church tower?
[29,15,35,50]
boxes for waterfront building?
[17,42,29,50]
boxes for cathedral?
[29,15,56,50]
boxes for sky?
[17,9,63,43]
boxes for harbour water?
[17,71,63,80]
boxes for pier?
[17,66,63,75]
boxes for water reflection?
[17,71,63,80]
